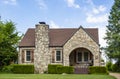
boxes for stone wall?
[63,27,100,66]
[34,23,50,73]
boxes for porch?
[69,48,93,74]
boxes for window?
[55,50,62,62]
[84,52,88,61]
[26,50,31,62]
[77,52,82,62]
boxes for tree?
[104,0,120,70]
[0,21,21,68]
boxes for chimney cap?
[39,22,46,24]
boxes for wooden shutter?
[52,50,55,63]
[31,50,34,63]
[22,50,25,63]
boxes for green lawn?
[0,74,116,79]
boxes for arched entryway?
[69,47,93,66]
[69,47,93,74]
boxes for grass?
[0,74,116,79]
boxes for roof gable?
[19,28,99,47]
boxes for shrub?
[111,64,118,72]
[56,66,74,74]
[111,63,120,72]
[106,61,112,71]
[89,66,108,75]
[2,64,14,73]
[12,64,34,74]
[48,64,74,74]
[48,64,62,74]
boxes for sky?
[0,0,114,48]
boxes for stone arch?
[63,44,100,66]
[69,47,93,66]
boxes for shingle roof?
[19,28,99,47]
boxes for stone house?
[18,22,101,73]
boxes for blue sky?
[0,0,114,47]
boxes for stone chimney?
[34,22,50,73]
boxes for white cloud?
[86,0,94,5]
[86,5,108,23]
[36,0,47,9]
[65,0,80,8]
[99,27,107,47]
[2,0,17,5]
[49,20,60,28]
[93,5,106,14]
[99,5,106,12]
[86,13,108,23]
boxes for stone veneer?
[63,27,100,66]
[34,23,50,73]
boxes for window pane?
[26,51,31,61]
[78,52,82,62]
[84,52,88,61]
[56,51,61,61]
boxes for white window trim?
[76,50,90,63]
[55,50,62,62]
[25,50,31,63]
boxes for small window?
[84,52,88,61]
[56,50,61,62]
[26,50,31,62]
[77,52,82,62]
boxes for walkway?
[109,73,120,79]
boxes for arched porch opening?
[69,47,93,66]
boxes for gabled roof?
[19,28,99,47]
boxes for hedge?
[12,64,34,74]
[48,64,74,74]
[89,66,108,74]
[48,64,62,74]
[57,66,74,74]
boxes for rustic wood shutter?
[31,50,34,63]
[22,50,25,63]
[52,51,55,63]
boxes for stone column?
[34,22,50,73]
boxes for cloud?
[1,0,17,5]
[65,0,80,8]
[36,0,47,9]
[93,5,106,14]
[86,13,108,23]
[86,5,108,23]
[86,0,94,5]
[49,20,60,28]
[99,27,107,47]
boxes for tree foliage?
[0,21,21,68]
[105,0,120,67]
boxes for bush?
[48,64,74,74]
[111,63,120,72]
[2,64,14,73]
[48,64,62,74]
[12,64,34,74]
[89,66,108,74]
[56,66,74,74]
[106,61,112,71]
